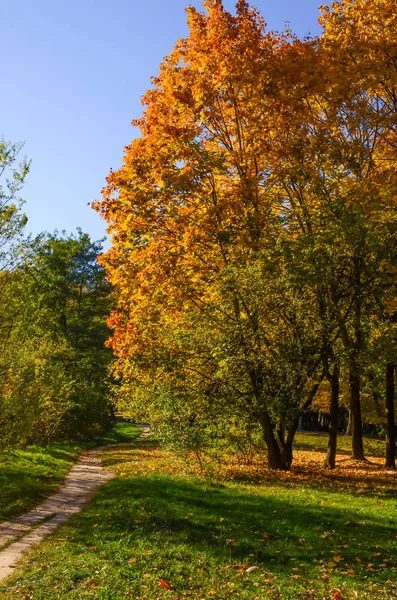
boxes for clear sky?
[2,0,325,243]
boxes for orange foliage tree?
[94,0,397,469]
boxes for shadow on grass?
[294,432,386,459]
[101,437,396,500]
[0,426,141,522]
[2,436,395,599]
[293,440,350,456]
[59,470,397,594]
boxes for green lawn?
[294,431,386,458]
[1,434,396,600]
[0,423,141,522]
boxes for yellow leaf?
[332,555,343,562]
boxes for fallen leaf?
[159,578,172,589]
[321,531,332,539]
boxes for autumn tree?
[319,0,397,460]
[95,0,397,470]
[94,1,330,470]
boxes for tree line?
[0,139,113,447]
[93,0,397,470]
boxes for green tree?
[0,231,114,446]
[0,137,30,269]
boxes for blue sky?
[2,0,325,243]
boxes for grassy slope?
[0,423,141,522]
[1,433,396,600]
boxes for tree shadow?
[69,473,396,590]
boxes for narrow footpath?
[0,426,149,583]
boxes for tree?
[28,230,114,438]
[319,0,397,459]
[0,231,114,446]
[0,137,30,269]
[94,0,397,470]
[0,137,31,363]
[94,1,328,469]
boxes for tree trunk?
[385,362,395,469]
[282,417,300,469]
[349,358,365,460]
[345,410,351,435]
[259,411,287,470]
[280,378,324,468]
[277,424,285,447]
[324,365,340,468]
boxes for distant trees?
[0,231,114,446]
[0,138,114,447]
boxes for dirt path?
[0,427,149,583]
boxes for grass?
[1,433,396,600]
[0,423,141,522]
[294,432,386,458]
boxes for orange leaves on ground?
[104,443,396,496]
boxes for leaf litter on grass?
[1,436,397,600]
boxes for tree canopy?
[0,141,114,447]
[93,0,397,470]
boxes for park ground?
[0,426,396,600]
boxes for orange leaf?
[159,578,172,589]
